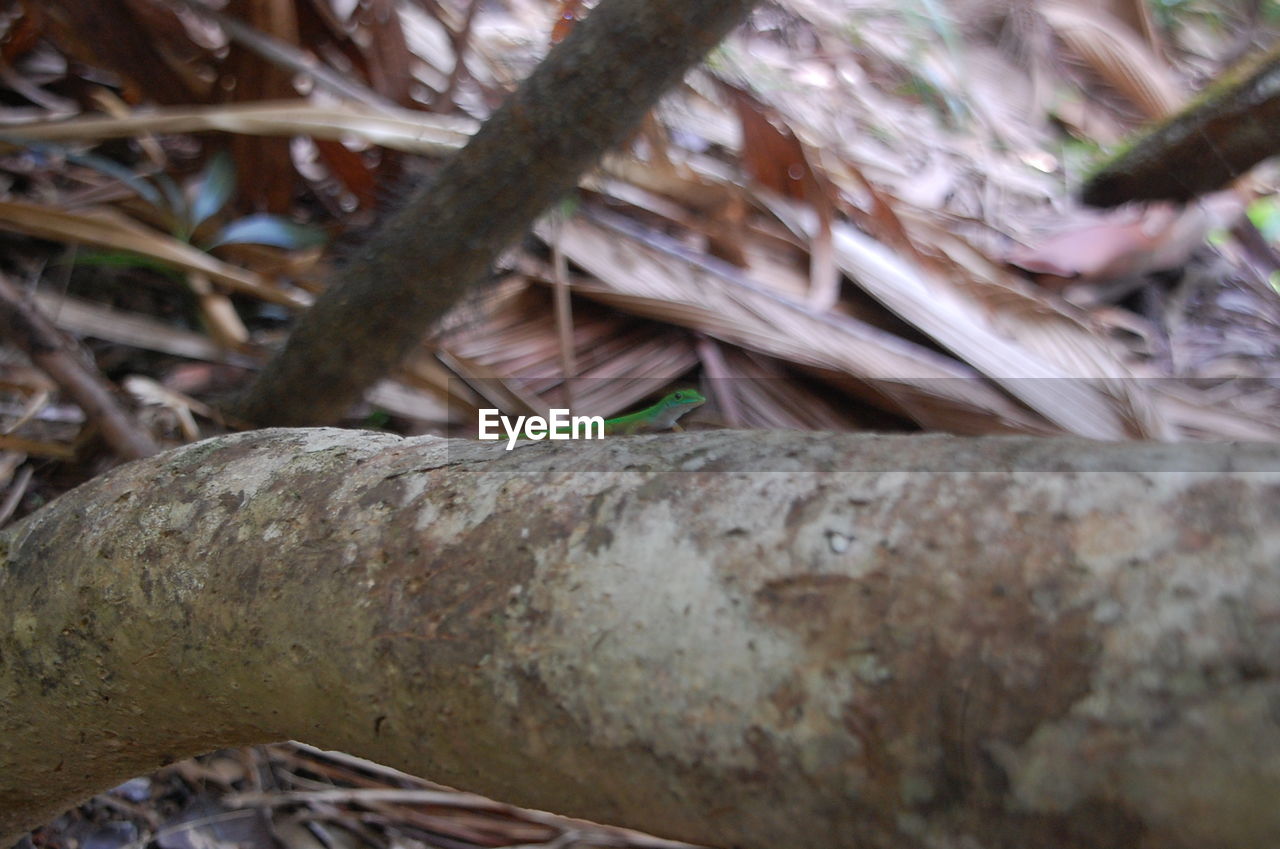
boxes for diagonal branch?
[230,0,760,426]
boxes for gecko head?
[649,389,705,429]
[663,389,706,410]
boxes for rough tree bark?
[2,429,1278,849]
[232,0,759,426]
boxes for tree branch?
[2,430,1278,848]
[1082,43,1280,206]
[231,0,759,425]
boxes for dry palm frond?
[1041,1,1184,120]
[436,279,701,419]
[532,209,1057,435]
[1,100,476,156]
[0,200,306,308]
[30,291,257,366]
[765,196,1155,438]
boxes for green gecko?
[592,389,706,435]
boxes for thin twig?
[549,217,577,409]
[0,434,75,461]
[164,0,401,112]
[0,272,159,460]
[434,0,481,113]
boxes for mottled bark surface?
[2,429,1278,849]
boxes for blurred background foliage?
[2,0,1279,482]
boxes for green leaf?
[152,173,189,237]
[203,214,327,250]
[556,193,582,217]
[190,152,237,230]
[66,150,165,207]
[1247,196,1280,243]
[64,249,185,281]
[3,137,163,207]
